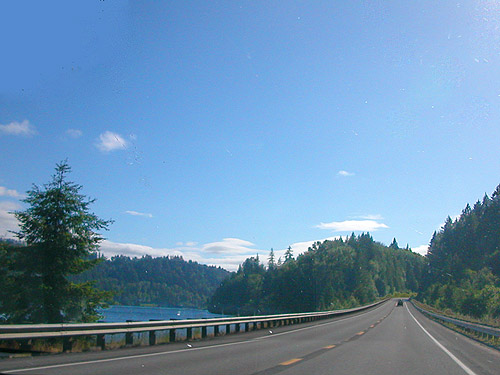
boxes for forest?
[418,184,500,320]
[73,255,230,309]
[209,234,426,315]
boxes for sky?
[2,1,500,271]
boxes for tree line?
[209,234,426,315]
[418,184,500,319]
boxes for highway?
[1,300,499,375]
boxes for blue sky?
[2,1,500,270]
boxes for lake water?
[98,305,228,323]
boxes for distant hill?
[74,255,230,309]
[209,234,425,315]
[419,184,500,319]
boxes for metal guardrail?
[411,300,500,339]
[0,299,387,352]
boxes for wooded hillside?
[419,184,500,319]
[73,255,230,309]
[209,234,425,315]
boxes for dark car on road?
[397,299,404,306]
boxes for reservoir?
[99,305,228,322]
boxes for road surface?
[1,300,499,374]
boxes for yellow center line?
[356,331,365,335]
[280,358,303,366]
[324,345,336,349]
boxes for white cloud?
[316,220,389,232]
[338,170,355,177]
[66,129,83,138]
[0,201,21,239]
[202,238,257,254]
[125,210,153,218]
[0,120,36,137]
[96,131,129,152]
[412,245,429,256]
[0,186,23,198]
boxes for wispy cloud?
[201,238,257,254]
[0,186,23,198]
[338,170,355,177]
[125,210,153,218]
[96,131,129,152]
[0,120,36,137]
[0,201,20,239]
[66,129,83,138]
[412,245,429,256]
[316,220,389,232]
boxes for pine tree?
[389,238,399,249]
[284,246,293,262]
[268,248,276,269]
[9,161,112,323]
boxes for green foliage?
[419,184,500,320]
[73,254,230,309]
[1,161,112,323]
[209,234,425,315]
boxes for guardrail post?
[63,337,72,352]
[19,339,31,352]
[186,327,193,340]
[214,325,219,336]
[125,332,133,346]
[149,331,156,346]
[202,326,207,338]
[97,334,105,350]
[235,323,240,333]
[169,329,176,343]
[245,323,250,332]
[226,324,231,334]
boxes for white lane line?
[406,304,477,375]
[2,302,390,374]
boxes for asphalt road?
[1,300,499,375]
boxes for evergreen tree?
[7,161,112,323]
[284,246,293,262]
[389,238,399,249]
[268,248,276,269]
